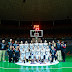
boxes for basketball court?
[0,55,72,72]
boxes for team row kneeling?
[7,45,57,64]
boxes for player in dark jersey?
[48,42,51,50]
[8,39,14,49]
[50,46,57,62]
[13,40,19,49]
[13,46,20,62]
[7,46,14,62]
[52,40,56,49]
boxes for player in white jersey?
[25,48,30,62]
[36,46,40,62]
[20,48,25,63]
[43,40,48,49]
[45,46,50,62]
[19,41,24,52]
[30,40,34,50]
[24,41,29,51]
[40,46,45,63]
[31,46,35,63]
[34,40,38,52]
[39,40,43,50]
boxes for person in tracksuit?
[50,46,57,62]
[61,41,66,62]
[8,39,14,49]
[13,40,19,49]
[14,46,20,62]
[7,46,15,62]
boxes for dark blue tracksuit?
[56,43,61,50]
[7,49,14,62]
[8,42,14,49]
[13,43,19,49]
[61,44,66,61]
[50,49,57,62]
[0,43,7,50]
[14,50,20,62]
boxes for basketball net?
[35,34,38,40]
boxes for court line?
[0,67,72,69]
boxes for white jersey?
[36,49,40,55]
[43,43,48,49]
[40,49,45,55]
[24,43,29,51]
[30,43,34,50]
[39,43,43,50]
[31,49,35,56]
[45,49,50,55]
[26,50,30,56]
[21,50,25,57]
[19,44,24,52]
[20,50,25,60]
[31,49,35,59]
[25,50,30,59]
[34,43,38,51]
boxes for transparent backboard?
[30,30,43,37]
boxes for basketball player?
[40,46,45,63]
[13,40,19,49]
[45,46,50,62]
[8,39,14,49]
[19,41,24,52]
[7,46,14,62]
[24,41,29,51]
[39,40,43,50]
[52,40,56,49]
[43,40,48,49]
[50,46,57,62]
[36,46,40,62]
[20,48,25,63]
[14,46,20,62]
[34,40,38,52]
[48,42,51,50]
[30,40,34,50]
[25,48,30,62]
[31,46,35,63]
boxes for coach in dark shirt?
[0,40,7,62]
[61,41,66,62]
[8,39,14,49]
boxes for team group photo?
[0,38,66,65]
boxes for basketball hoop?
[35,34,38,37]
[30,30,43,40]
[35,33,38,40]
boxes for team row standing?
[0,39,66,63]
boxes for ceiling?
[0,0,72,21]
